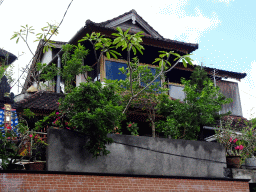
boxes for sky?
[0,0,255,119]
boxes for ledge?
[0,170,250,182]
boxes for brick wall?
[0,172,250,192]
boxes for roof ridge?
[85,19,198,49]
[89,9,164,39]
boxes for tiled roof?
[16,91,64,112]
[221,115,249,130]
[175,63,247,80]
[0,48,17,64]
[85,9,198,52]
[93,9,164,39]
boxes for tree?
[108,27,193,115]
[10,23,59,90]
[106,57,168,137]
[156,67,232,140]
[11,25,193,157]
[58,81,124,157]
[37,43,91,93]
[32,27,193,157]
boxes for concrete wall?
[231,169,256,183]
[169,84,185,101]
[41,49,52,65]
[47,128,227,178]
[76,73,87,87]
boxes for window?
[105,60,127,81]
[168,83,185,101]
[105,59,162,88]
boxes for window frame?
[102,57,165,87]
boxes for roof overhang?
[0,49,17,65]
[174,63,246,81]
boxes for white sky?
[0,0,255,119]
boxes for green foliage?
[103,27,193,137]
[250,117,256,129]
[79,32,121,60]
[156,94,199,140]
[156,67,232,140]
[215,116,256,165]
[126,122,139,136]
[35,111,57,131]
[61,43,91,92]
[0,112,47,169]
[23,109,35,119]
[58,81,124,157]
[189,66,209,91]
[105,56,169,137]
[11,23,59,54]
[0,57,8,82]
[112,27,144,55]
[153,50,193,69]
[215,117,245,157]
[36,43,91,92]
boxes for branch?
[11,0,74,91]
[122,56,182,114]
[19,34,34,56]
[127,49,133,96]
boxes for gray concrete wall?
[231,169,256,183]
[47,128,227,178]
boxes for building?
[9,9,251,192]
[16,9,246,137]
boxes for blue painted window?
[105,60,161,90]
[105,60,127,80]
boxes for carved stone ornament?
[132,15,136,24]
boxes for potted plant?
[215,117,245,168]
[240,125,256,169]
[24,134,47,171]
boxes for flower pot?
[226,156,241,168]
[245,157,256,170]
[25,162,46,171]
[6,164,24,170]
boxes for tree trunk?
[152,120,155,138]
[198,124,204,141]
